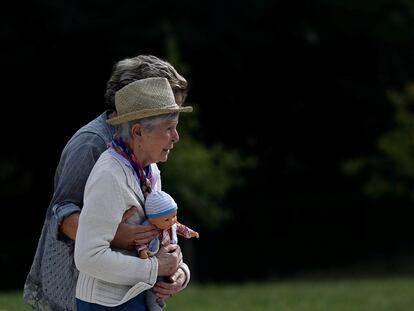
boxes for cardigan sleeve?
[179,262,191,289]
[74,157,158,286]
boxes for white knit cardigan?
[74,150,190,307]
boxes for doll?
[137,190,199,259]
[137,191,199,311]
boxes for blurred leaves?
[160,107,256,229]
[158,38,256,229]
[342,82,414,201]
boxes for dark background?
[2,0,414,289]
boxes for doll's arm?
[176,221,199,239]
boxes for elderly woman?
[74,77,192,311]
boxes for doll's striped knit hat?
[145,191,178,219]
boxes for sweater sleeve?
[74,158,158,286]
[179,262,191,289]
[51,132,107,241]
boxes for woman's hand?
[156,244,182,276]
[110,207,158,250]
[153,267,186,299]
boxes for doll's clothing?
[136,221,195,256]
[175,222,195,239]
[136,222,177,257]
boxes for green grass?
[0,291,31,311]
[2,277,414,311]
[167,277,414,311]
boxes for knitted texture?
[145,191,177,219]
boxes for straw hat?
[145,191,178,219]
[107,77,193,125]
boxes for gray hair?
[115,112,179,141]
[105,55,188,110]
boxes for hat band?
[107,106,193,125]
[147,207,177,219]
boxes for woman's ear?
[131,123,144,141]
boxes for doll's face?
[148,211,177,230]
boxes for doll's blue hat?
[145,191,178,219]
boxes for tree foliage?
[342,83,414,201]
[159,108,256,229]
[156,39,256,229]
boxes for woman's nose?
[173,129,179,143]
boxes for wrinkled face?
[139,119,179,166]
[148,211,177,230]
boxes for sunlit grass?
[168,277,414,311]
[0,291,31,311]
[2,277,414,311]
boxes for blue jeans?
[76,292,147,311]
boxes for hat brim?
[107,106,193,125]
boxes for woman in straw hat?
[74,77,193,311]
[24,55,191,311]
